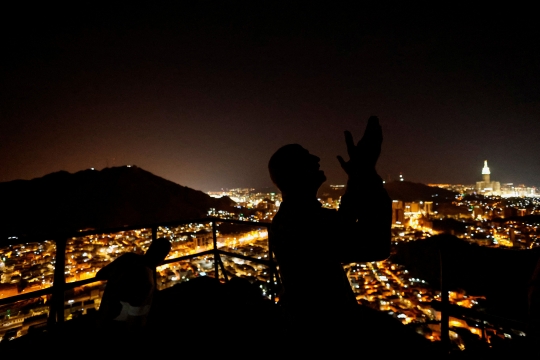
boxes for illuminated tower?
[476,160,500,195]
[482,160,490,184]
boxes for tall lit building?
[392,200,405,225]
[482,160,490,183]
[475,160,500,195]
[423,201,433,215]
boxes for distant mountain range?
[384,181,456,202]
[319,180,457,202]
[0,166,236,236]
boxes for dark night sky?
[1,3,539,191]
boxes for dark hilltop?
[393,235,540,322]
[0,166,236,236]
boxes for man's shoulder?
[273,205,337,219]
[271,205,338,234]
[111,252,144,268]
[116,252,142,261]
[97,252,137,280]
[271,207,297,230]
[320,207,338,216]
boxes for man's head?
[144,237,172,267]
[268,144,326,197]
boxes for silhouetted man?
[269,116,391,345]
[96,237,171,332]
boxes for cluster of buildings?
[428,163,540,249]
[460,220,539,249]
[208,188,281,209]
[391,200,434,228]
[387,194,540,249]
[0,241,56,299]
[208,188,282,222]
[0,241,56,341]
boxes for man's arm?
[95,254,128,280]
[337,173,391,262]
[335,116,392,263]
[95,262,113,281]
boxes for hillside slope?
[0,166,235,235]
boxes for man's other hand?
[337,116,382,177]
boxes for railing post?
[439,238,450,353]
[48,235,67,329]
[268,231,275,303]
[152,226,157,242]
[212,220,220,281]
[481,318,486,342]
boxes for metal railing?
[0,217,277,330]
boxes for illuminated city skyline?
[1,153,538,345]
[1,4,540,353]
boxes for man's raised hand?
[337,116,382,178]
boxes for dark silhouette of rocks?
[384,181,456,202]
[3,276,440,356]
[492,215,540,224]
[431,218,468,235]
[0,166,236,236]
[1,276,281,355]
[393,236,540,322]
